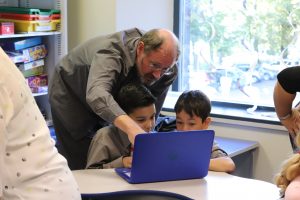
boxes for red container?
[0,13,61,21]
[0,22,14,35]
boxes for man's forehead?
[147,53,175,67]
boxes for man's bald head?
[140,28,180,61]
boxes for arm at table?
[209,157,236,173]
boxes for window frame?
[167,0,283,128]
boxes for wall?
[211,119,291,182]
[68,0,173,50]
[115,0,174,31]
[67,0,291,183]
[68,0,116,50]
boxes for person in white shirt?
[0,47,81,200]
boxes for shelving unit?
[0,0,67,126]
[0,31,61,38]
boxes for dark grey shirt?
[49,28,178,140]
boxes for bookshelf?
[0,0,68,126]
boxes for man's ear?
[137,41,144,56]
[203,117,212,129]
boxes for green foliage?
[187,0,298,63]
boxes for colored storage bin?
[0,7,60,15]
[0,13,60,21]
[0,19,60,32]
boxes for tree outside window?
[176,0,300,110]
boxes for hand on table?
[122,156,132,168]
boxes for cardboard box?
[6,51,25,63]
[0,36,42,51]
[21,65,45,78]
[26,74,47,88]
[30,86,48,93]
[0,22,14,35]
[17,58,44,71]
[22,44,47,63]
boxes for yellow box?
[0,19,60,32]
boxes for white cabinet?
[0,0,67,125]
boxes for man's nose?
[152,70,162,79]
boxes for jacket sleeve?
[86,51,126,124]
[86,127,127,169]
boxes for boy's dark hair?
[174,90,211,122]
[116,83,156,114]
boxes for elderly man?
[49,28,180,169]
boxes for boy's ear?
[203,117,212,129]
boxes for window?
[165,0,300,124]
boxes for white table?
[72,169,280,200]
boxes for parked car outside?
[233,63,261,83]
[207,68,250,91]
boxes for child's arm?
[86,127,130,169]
[87,147,131,169]
[209,157,236,172]
[210,142,236,172]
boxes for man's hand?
[114,115,145,145]
[122,156,132,168]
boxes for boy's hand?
[122,156,132,168]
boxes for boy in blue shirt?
[174,90,235,172]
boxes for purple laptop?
[115,130,214,184]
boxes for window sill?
[163,92,285,131]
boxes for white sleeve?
[0,105,6,199]
[0,98,6,198]
[0,80,14,199]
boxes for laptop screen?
[115,130,215,184]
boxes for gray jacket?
[49,28,178,140]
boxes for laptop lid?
[115,130,215,184]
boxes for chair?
[81,190,192,200]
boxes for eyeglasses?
[148,62,175,75]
